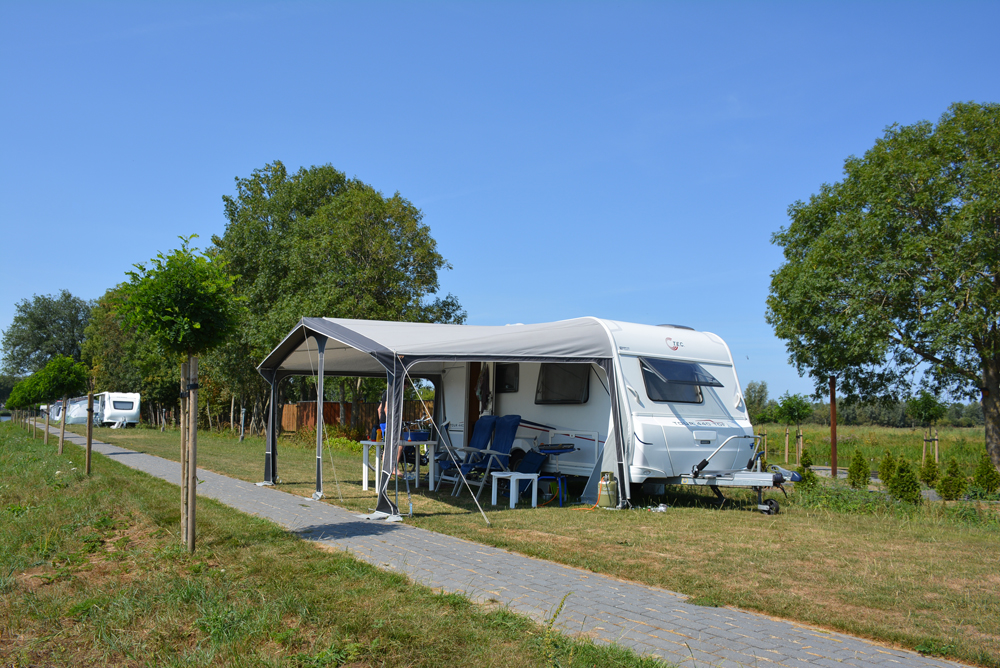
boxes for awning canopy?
[257,317,617,378]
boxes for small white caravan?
[95,392,141,427]
[257,318,793,517]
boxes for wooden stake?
[935,428,939,463]
[187,356,198,553]
[58,395,67,455]
[44,408,49,445]
[784,426,789,464]
[922,429,928,464]
[86,392,93,475]
[180,362,189,544]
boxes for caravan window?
[535,363,589,404]
[496,363,519,393]
[640,358,723,404]
[113,401,134,410]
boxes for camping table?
[361,440,437,491]
[491,472,539,508]
[360,441,382,491]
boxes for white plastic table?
[491,472,539,508]
[361,440,437,490]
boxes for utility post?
[830,376,838,478]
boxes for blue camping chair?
[454,414,521,500]
[438,415,496,492]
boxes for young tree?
[905,390,947,427]
[766,102,1000,477]
[119,236,241,552]
[31,355,89,454]
[1,290,93,375]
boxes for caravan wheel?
[762,499,779,515]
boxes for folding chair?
[438,415,496,492]
[454,414,521,500]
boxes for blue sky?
[1,1,997,399]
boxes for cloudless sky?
[1,1,997,399]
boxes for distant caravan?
[96,392,141,427]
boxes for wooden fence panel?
[281,401,433,433]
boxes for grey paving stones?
[53,427,968,668]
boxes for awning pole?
[313,336,327,500]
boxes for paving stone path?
[51,427,967,668]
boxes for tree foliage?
[744,381,769,423]
[973,452,1000,494]
[119,237,241,358]
[775,392,812,428]
[905,390,947,427]
[766,101,1000,473]
[8,355,89,408]
[1,290,92,375]
[209,161,465,409]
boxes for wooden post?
[784,426,789,464]
[44,407,49,445]
[31,408,36,439]
[796,428,802,465]
[180,362,189,544]
[85,392,94,475]
[830,376,838,478]
[922,429,928,465]
[58,396,67,455]
[934,428,939,463]
[187,356,198,553]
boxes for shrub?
[325,436,361,454]
[936,459,968,501]
[847,449,870,490]
[918,456,939,487]
[972,452,1000,494]
[887,460,922,504]
[878,450,897,486]
[795,448,819,491]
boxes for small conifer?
[795,448,819,491]
[936,458,968,501]
[972,453,1000,494]
[918,456,939,487]
[847,449,870,490]
[887,460,922,504]
[878,450,897,487]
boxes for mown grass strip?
[0,423,668,667]
[59,421,1000,667]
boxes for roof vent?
[657,324,695,330]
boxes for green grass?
[0,422,667,667]
[55,420,1000,667]
[756,423,987,471]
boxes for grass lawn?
[59,421,1000,667]
[0,423,666,667]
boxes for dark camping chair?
[453,414,521,500]
[437,415,496,492]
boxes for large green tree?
[210,161,465,409]
[1,290,93,375]
[766,101,1000,472]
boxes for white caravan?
[64,396,92,425]
[95,392,141,427]
[257,318,794,516]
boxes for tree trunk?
[983,362,1000,474]
[230,395,235,434]
[44,408,49,445]
[86,392,94,475]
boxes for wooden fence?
[280,400,434,433]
